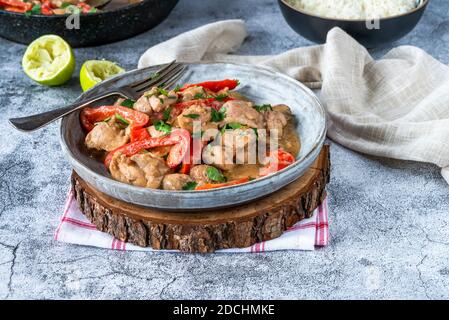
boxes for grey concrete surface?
[1,0,449,300]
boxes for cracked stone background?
[1,0,449,300]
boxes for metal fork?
[9,61,186,132]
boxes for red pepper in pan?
[80,105,149,132]
[41,0,53,15]
[0,0,32,11]
[180,79,240,93]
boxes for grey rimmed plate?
[60,62,326,211]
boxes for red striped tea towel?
[54,192,329,252]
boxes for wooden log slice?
[72,145,330,253]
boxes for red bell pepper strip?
[0,0,32,11]
[180,79,239,93]
[195,177,250,190]
[259,149,295,176]
[104,129,191,169]
[179,163,191,175]
[80,106,149,132]
[130,127,151,143]
[165,129,191,168]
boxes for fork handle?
[9,91,121,132]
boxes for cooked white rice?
[285,0,421,19]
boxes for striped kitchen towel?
[54,191,329,252]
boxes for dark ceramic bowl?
[278,0,429,48]
[0,0,178,47]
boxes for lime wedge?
[22,35,75,86]
[80,60,125,92]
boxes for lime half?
[22,35,75,86]
[80,60,125,92]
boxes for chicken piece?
[265,110,288,137]
[202,128,259,170]
[176,103,217,133]
[181,86,205,101]
[202,144,235,171]
[85,117,130,152]
[109,152,169,189]
[272,104,292,115]
[221,100,264,129]
[162,174,194,190]
[190,165,217,185]
[134,87,178,114]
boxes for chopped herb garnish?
[182,181,198,190]
[25,4,41,16]
[183,114,200,119]
[102,117,112,123]
[115,114,129,125]
[162,107,172,121]
[120,99,135,108]
[211,108,226,122]
[174,84,182,92]
[194,93,205,100]
[215,94,228,101]
[60,2,72,8]
[206,167,226,183]
[88,7,97,13]
[158,88,168,96]
[154,120,172,134]
[159,98,164,104]
[226,123,243,130]
[254,104,272,112]
[220,122,243,134]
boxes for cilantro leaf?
[115,114,129,125]
[158,88,168,96]
[25,4,41,15]
[154,120,172,134]
[226,123,243,130]
[215,94,228,101]
[194,93,205,100]
[211,108,225,122]
[254,104,272,112]
[120,99,135,108]
[183,114,200,119]
[182,181,198,190]
[206,166,226,183]
[174,84,182,92]
[162,107,172,121]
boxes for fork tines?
[132,61,186,93]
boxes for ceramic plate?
[60,62,326,211]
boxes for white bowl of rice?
[284,0,424,20]
[278,0,429,47]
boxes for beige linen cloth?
[139,20,449,184]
